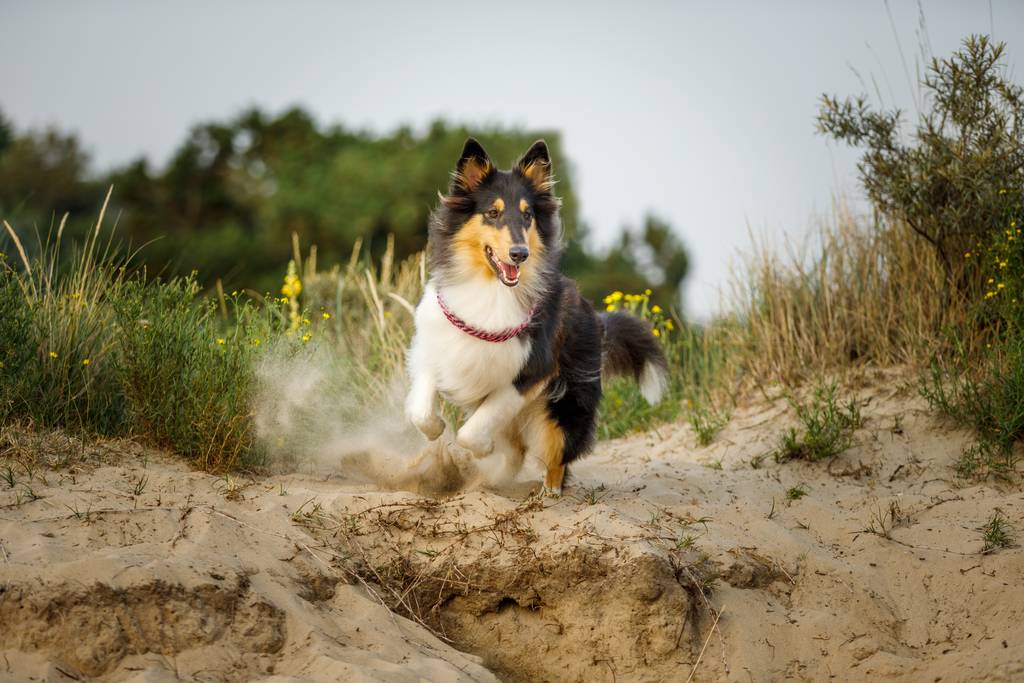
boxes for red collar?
[436,290,536,343]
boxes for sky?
[1,0,1020,316]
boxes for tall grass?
[724,203,964,386]
[1,192,423,471]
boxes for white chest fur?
[408,280,532,408]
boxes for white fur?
[639,361,668,405]
[405,277,533,448]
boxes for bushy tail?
[599,311,669,404]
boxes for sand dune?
[2,374,1022,681]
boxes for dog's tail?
[599,311,669,404]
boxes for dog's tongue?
[498,261,520,281]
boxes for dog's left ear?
[515,140,554,194]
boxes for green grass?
[981,509,1015,553]
[786,485,808,500]
[921,337,1024,480]
[774,383,862,463]
[0,198,420,472]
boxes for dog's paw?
[409,412,445,441]
[540,484,562,498]
[456,426,494,457]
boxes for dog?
[405,138,668,494]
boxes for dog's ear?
[515,140,554,194]
[450,137,494,195]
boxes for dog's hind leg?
[523,409,567,496]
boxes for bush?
[819,35,1023,290]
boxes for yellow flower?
[216,338,225,345]
[301,333,312,343]
[652,329,661,337]
[985,291,996,299]
[998,283,1006,290]
[665,320,674,331]
[988,278,995,284]
[281,260,302,299]
[71,292,81,300]
[651,305,662,314]
[606,304,616,312]
[322,312,331,320]
[48,351,58,359]
[252,338,261,346]
[645,288,652,296]
[81,359,91,366]
[964,252,971,258]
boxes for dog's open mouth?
[485,246,520,287]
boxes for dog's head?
[430,138,561,290]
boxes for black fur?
[600,311,669,382]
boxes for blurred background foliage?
[0,107,689,309]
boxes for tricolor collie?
[405,138,668,494]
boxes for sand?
[2,371,1023,682]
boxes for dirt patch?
[0,576,285,679]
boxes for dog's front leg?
[456,385,525,456]
[406,371,444,441]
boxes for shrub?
[818,35,1024,290]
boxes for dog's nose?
[509,245,529,264]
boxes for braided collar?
[436,290,536,343]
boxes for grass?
[981,509,1015,553]
[774,382,862,463]
[786,485,808,501]
[921,338,1024,480]
[1,195,423,472]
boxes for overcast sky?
[2,1,1020,316]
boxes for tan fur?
[452,214,495,279]
[515,394,566,492]
[492,197,504,212]
[519,161,554,193]
[457,157,493,191]
[452,214,545,287]
[519,198,528,212]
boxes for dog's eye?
[522,209,533,222]
[486,208,500,220]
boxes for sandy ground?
[2,371,1023,682]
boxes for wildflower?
[1000,261,1008,269]
[999,188,1007,195]
[49,351,58,359]
[988,278,995,284]
[651,305,662,314]
[964,252,971,258]
[665,320,674,331]
[302,317,311,326]
[998,283,1006,290]
[281,260,302,299]
[252,338,261,346]
[985,291,996,299]
[231,290,238,296]
[645,288,652,295]
[71,292,81,300]
[652,329,661,337]
[301,333,312,343]
[606,304,616,312]
[322,312,331,320]
[81,359,91,366]
[216,338,225,345]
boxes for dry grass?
[720,203,970,388]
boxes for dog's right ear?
[450,137,494,195]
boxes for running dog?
[405,138,668,494]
